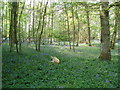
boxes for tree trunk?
[5,4,8,39]
[32,1,35,46]
[71,4,75,52]
[9,2,14,52]
[38,1,48,51]
[110,29,117,49]
[85,4,91,46]
[18,2,25,51]
[35,2,43,51]
[50,9,54,45]
[110,6,119,49]
[75,5,80,46]
[64,3,71,49]
[2,4,4,44]
[13,2,19,53]
[48,13,51,44]
[118,6,120,41]
[99,1,111,60]
[28,2,31,44]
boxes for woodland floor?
[2,43,119,88]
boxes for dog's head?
[51,56,53,59]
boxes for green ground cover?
[2,44,119,88]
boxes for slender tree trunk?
[76,20,80,46]
[9,2,19,53]
[50,9,54,45]
[28,24,31,43]
[110,6,119,49]
[110,27,117,49]
[32,1,35,45]
[36,16,42,51]
[85,4,91,46]
[5,4,8,39]
[2,4,4,44]
[18,12,21,51]
[13,2,19,53]
[118,6,120,41]
[28,2,31,44]
[19,22,23,50]
[64,3,71,49]
[35,2,43,51]
[35,2,42,51]
[71,4,75,52]
[38,1,48,51]
[64,19,66,46]
[8,8,11,46]
[48,11,51,44]
[75,5,80,46]
[9,2,14,52]
[99,1,111,60]
[18,2,25,51]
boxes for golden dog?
[50,56,60,64]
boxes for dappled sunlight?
[2,0,119,88]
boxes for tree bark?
[28,2,31,44]
[118,6,120,41]
[64,3,71,49]
[9,2,14,52]
[13,2,19,53]
[85,4,91,46]
[71,4,75,52]
[99,1,111,60]
[75,5,80,46]
[9,2,19,53]
[5,4,8,39]
[38,1,48,51]
[50,9,54,45]
[48,10,51,44]
[32,1,35,46]
[18,2,25,51]
[35,2,43,51]
[2,4,4,43]
[110,6,119,49]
